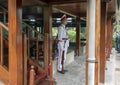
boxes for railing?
[0,22,9,85]
[23,34,28,85]
[22,22,45,68]
[0,6,45,68]
[0,6,53,84]
[0,22,9,69]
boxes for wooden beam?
[8,0,23,84]
[99,2,107,84]
[23,0,48,7]
[76,17,81,56]
[49,0,86,5]
[54,6,78,17]
[49,0,111,5]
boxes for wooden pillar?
[43,5,52,69]
[76,17,80,56]
[99,2,107,83]
[107,17,112,57]
[105,16,108,60]
[95,0,101,84]
[86,0,101,85]
[43,5,53,80]
[109,22,112,50]
[8,0,23,85]
[86,2,89,85]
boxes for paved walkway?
[102,49,120,85]
[54,48,120,85]
[54,55,86,85]
[115,52,120,85]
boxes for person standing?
[57,14,69,74]
[116,32,119,51]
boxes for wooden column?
[86,0,101,85]
[95,0,101,84]
[86,2,89,85]
[99,2,107,83]
[110,19,113,51]
[8,0,23,85]
[43,5,52,69]
[76,17,80,56]
[43,5,53,80]
[107,17,112,58]
[105,16,108,60]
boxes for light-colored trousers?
[57,40,69,71]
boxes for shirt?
[58,24,68,41]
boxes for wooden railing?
[22,22,45,67]
[23,34,28,85]
[0,6,53,84]
[0,22,9,85]
[0,22,9,69]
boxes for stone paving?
[100,49,116,85]
[54,48,120,85]
[54,55,86,85]
[114,51,120,85]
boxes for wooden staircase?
[0,21,54,85]
[0,5,54,84]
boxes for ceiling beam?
[49,0,111,5]
[23,0,48,7]
[54,7,78,17]
[49,0,86,5]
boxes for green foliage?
[52,27,86,43]
[67,30,76,42]
[112,23,120,48]
[52,28,58,39]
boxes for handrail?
[0,6,8,12]
[0,22,8,31]
[0,6,43,38]
[22,22,44,37]
[28,58,44,73]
